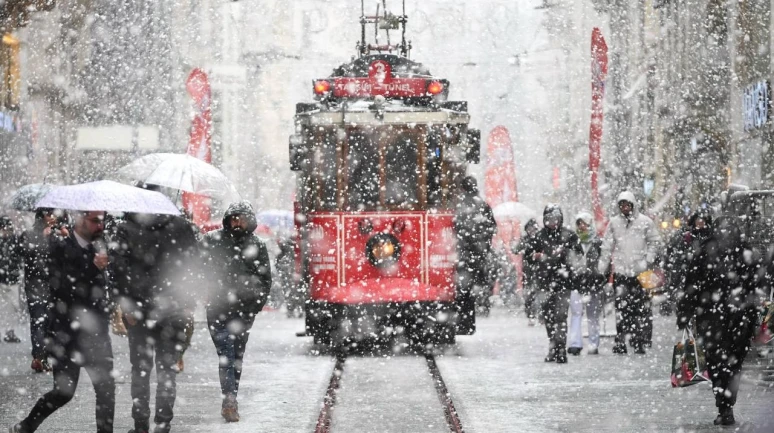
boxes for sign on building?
[743,80,770,132]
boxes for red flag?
[484,126,522,292]
[183,68,212,227]
[589,28,608,235]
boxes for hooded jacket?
[524,205,582,288]
[110,213,199,320]
[598,191,661,277]
[201,201,272,317]
[17,220,52,300]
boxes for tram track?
[313,353,465,433]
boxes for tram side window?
[313,133,338,211]
[385,134,419,207]
[347,132,380,210]
[426,131,443,208]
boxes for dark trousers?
[699,309,757,410]
[26,298,49,359]
[126,316,187,432]
[207,309,258,397]
[21,338,115,432]
[542,287,570,349]
[523,282,539,319]
[613,275,648,350]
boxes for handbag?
[670,326,710,388]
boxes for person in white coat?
[567,213,605,355]
[598,191,661,355]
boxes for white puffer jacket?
[598,191,661,277]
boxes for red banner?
[485,126,522,292]
[183,68,212,227]
[589,28,608,235]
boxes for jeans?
[613,276,648,350]
[126,316,187,432]
[21,334,114,432]
[568,290,602,350]
[207,309,258,397]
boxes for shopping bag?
[670,327,710,388]
[754,300,773,346]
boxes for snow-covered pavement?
[0,308,772,432]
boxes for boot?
[544,346,556,362]
[555,348,568,364]
[633,345,646,355]
[9,423,29,433]
[612,343,628,355]
[3,330,20,343]
[221,395,240,423]
[567,347,582,356]
[713,407,735,426]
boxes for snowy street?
[1,307,772,433]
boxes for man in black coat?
[453,176,497,330]
[11,211,114,433]
[201,201,271,423]
[513,218,540,325]
[110,212,199,433]
[17,209,62,372]
[676,211,758,426]
[525,205,582,363]
[0,215,22,344]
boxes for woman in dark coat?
[676,211,758,426]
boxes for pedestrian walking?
[10,211,114,433]
[512,218,540,325]
[676,211,758,426]
[276,237,301,318]
[110,208,199,433]
[453,176,497,327]
[0,216,22,344]
[524,205,582,363]
[598,191,661,355]
[17,208,62,372]
[567,212,605,355]
[201,201,272,423]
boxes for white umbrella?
[36,180,180,215]
[114,153,239,201]
[3,183,58,211]
[492,201,537,224]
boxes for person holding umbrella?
[109,183,199,433]
[10,210,114,433]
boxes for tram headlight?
[427,81,444,95]
[313,80,331,95]
[366,233,401,268]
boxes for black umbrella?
[3,183,57,211]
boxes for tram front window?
[385,134,419,207]
[347,131,380,210]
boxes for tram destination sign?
[743,80,771,132]
[332,77,428,98]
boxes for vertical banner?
[589,28,608,235]
[485,126,522,291]
[183,68,213,227]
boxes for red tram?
[290,3,481,348]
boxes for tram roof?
[330,54,432,79]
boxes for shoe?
[555,348,568,364]
[527,318,536,327]
[221,395,240,423]
[3,330,20,343]
[633,346,646,355]
[544,347,556,362]
[588,348,599,355]
[9,423,27,433]
[567,347,582,356]
[612,344,628,355]
[713,408,735,426]
[175,357,184,373]
[30,358,51,373]
[127,430,149,433]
